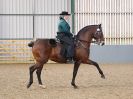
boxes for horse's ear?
[99,24,101,28]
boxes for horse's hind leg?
[27,64,38,88]
[71,61,81,89]
[36,65,46,89]
[36,66,43,85]
[87,59,105,79]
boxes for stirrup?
[66,59,74,64]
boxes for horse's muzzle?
[100,41,105,46]
[95,40,105,46]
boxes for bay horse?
[27,24,105,89]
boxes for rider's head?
[59,11,70,20]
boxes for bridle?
[93,27,104,45]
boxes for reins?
[78,39,96,44]
[76,39,97,50]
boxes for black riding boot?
[66,45,74,63]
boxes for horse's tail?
[28,41,34,47]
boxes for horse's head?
[93,24,105,46]
[77,24,105,46]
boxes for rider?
[57,11,74,62]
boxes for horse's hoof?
[39,84,47,89]
[73,85,78,89]
[27,84,31,89]
[27,82,33,88]
[101,75,105,79]
[71,83,78,89]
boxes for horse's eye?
[96,32,100,35]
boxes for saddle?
[48,38,67,58]
[49,32,77,59]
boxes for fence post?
[71,0,75,33]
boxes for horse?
[27,24,105,89]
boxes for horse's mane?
[77,25,97,38]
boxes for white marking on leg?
[39,84,47,89]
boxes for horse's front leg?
[71,61,81,89]
[86,59,105,79]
